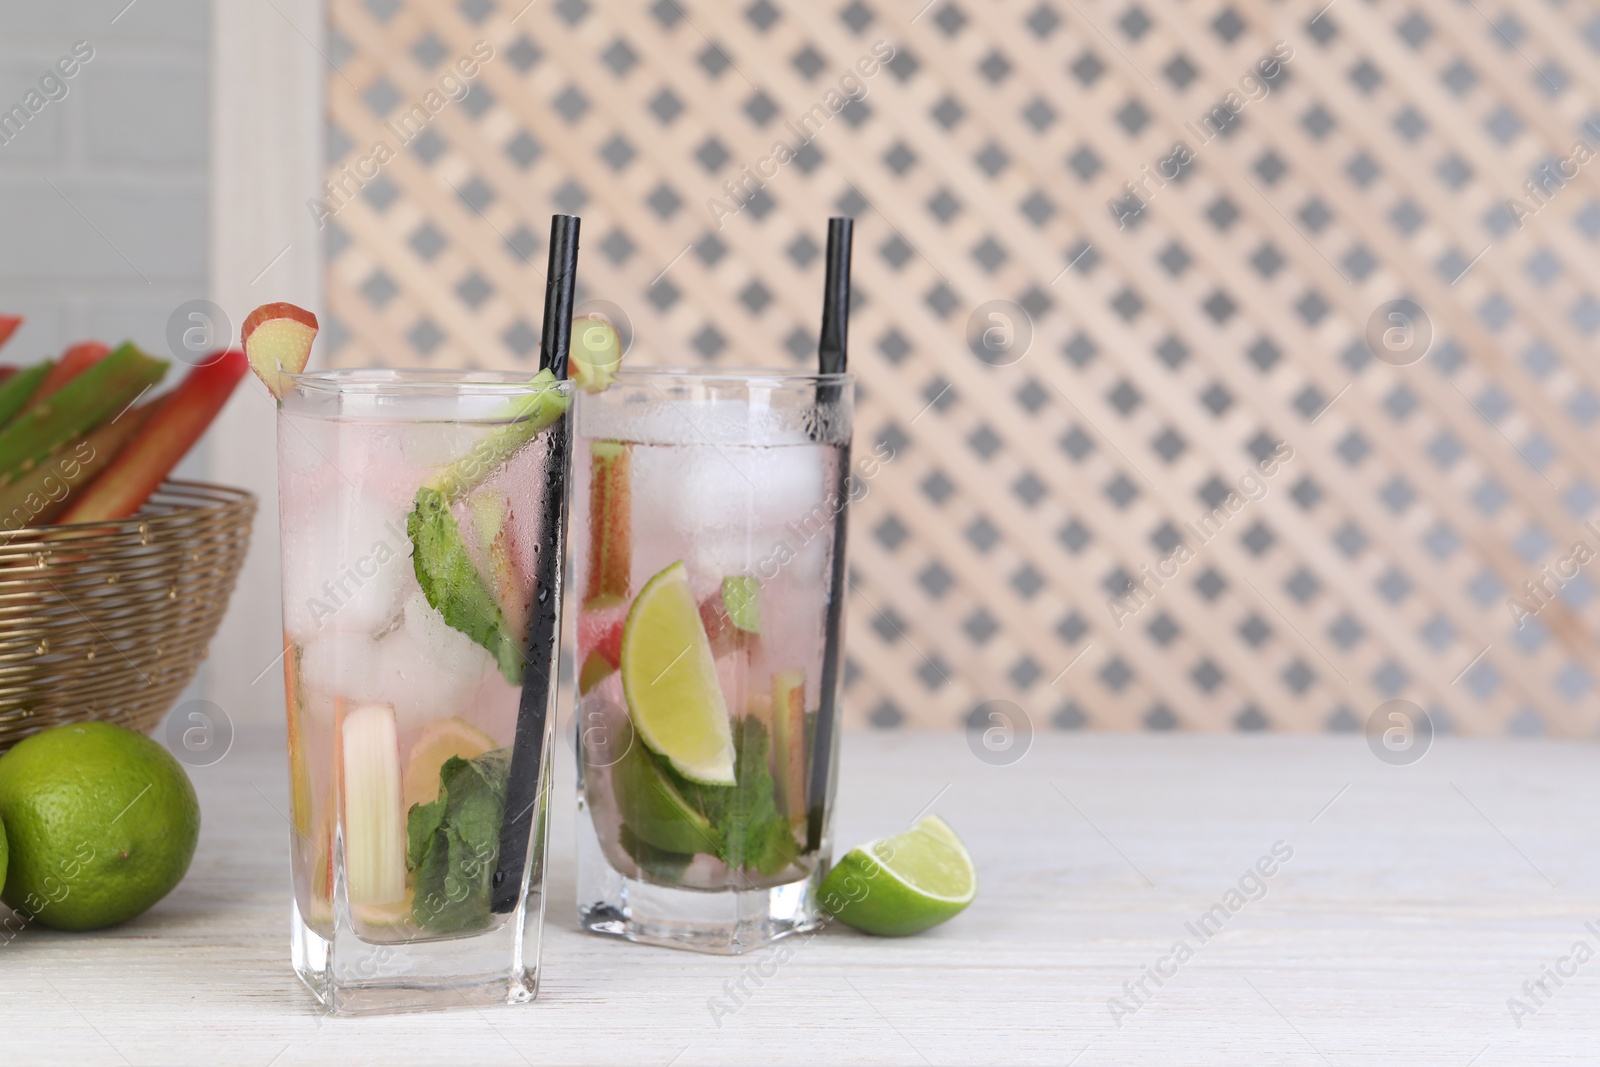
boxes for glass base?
[578,863,825,955]
[290,890,546,1016]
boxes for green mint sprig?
[407,749,510,934]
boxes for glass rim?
[283,367,575,397]
[610,366,854,385]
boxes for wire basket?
[0,480,255,752]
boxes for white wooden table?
[3,728,1597,1065]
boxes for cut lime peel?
[612,744,720,856]
[819,815,976,936]
[721,575,762,633]
[863,816,976,904]
[619,561,735,786]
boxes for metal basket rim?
[0,479,256,546]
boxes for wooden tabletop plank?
[2,729,1596,1065]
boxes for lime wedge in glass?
[619,561,736,785]
[611,738,719,855]
[720,575,762,633]
[819,815,976,936]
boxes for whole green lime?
[0,722,200,930]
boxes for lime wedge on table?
[820,816,976,936]
[620,561,736,785]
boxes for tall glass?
[276,370,571,1013]
[572,369,853,953]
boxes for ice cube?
[401,422,479,470]
[630,446,747,575]
[278,414,339,477]
[347,425,430,513]
[463,667,519,739]
[299,628,381,702]
[631,446,742,532]
[629,440,827,575]
[786,526,831,583]
[681,527,748,578]
[280,488,411,642]
[403,592,497,680]
[588,396,811,448]
[365,595,497,732]
[364,627,450,734]
[300,594,499,732]
[742,443,828,531]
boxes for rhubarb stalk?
[0,316,19,352]
[424,368,569,500]
[0,363,50,434]
[284,638,313,840]
[0,343,167,490]
[0,401,154,531]
[32,342,110,405]
[341,703,407,906]
[584,440,631,604]
[772,670,808,825]
[57,349,244,523]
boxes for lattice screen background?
[322,0,1600,736]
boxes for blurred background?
[5,0,1600,737]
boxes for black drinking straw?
[492,214,580,914]
[807,217,852,853]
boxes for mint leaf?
[407,749,510,934]
[441,748,510,853]
[725,718,800,875]
[656,718,800,876]
[406,795,445,871]
[407,375,568,681]
[408,486,525,685]
[746,799,801,876]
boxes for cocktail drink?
[573,369,853,953]
[277,369,571,1013]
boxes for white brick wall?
[0,0,213,708]
[0,0,210,369]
